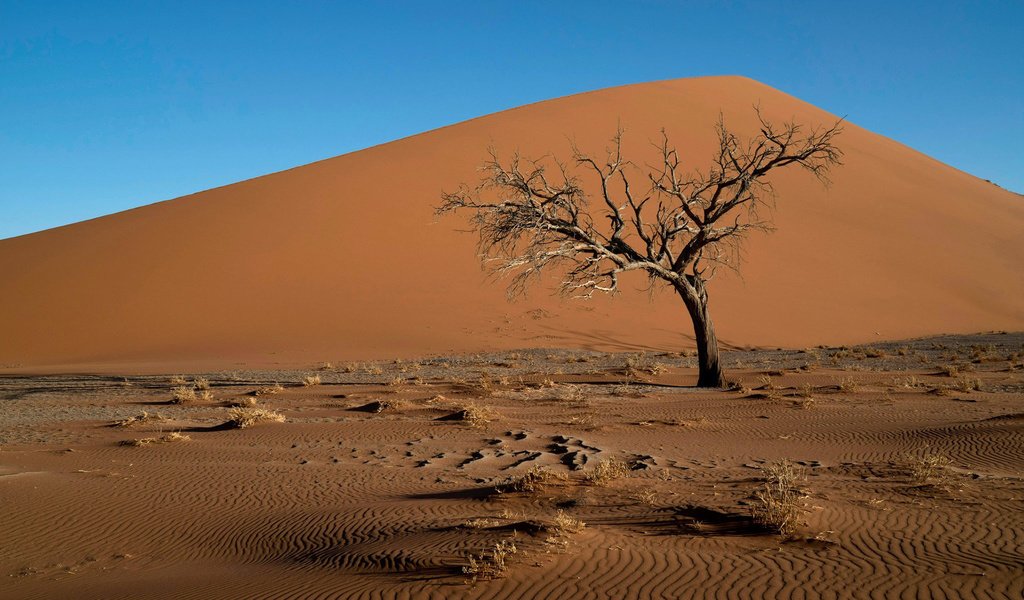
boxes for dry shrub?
[250,383,284,396]
[938,364,960,377]
[364,364,384,376]
[550,383,587,405]
[908,451,953,485]
[631,489,658,506]
[198,390,214,402]
[750,460,806,536]
[458,374,496,397]
[318,362,335,371]
[611,383,647,398]
[894,375,926,389]
[463,518,502,530]
[361,399,401,413]
[301,374,322,387]
[793,396,816,410]
[584,458,629,486]
[548,510,585,534]
[231,397,259,408]
[119,432,191,447]
[225,407,285,429]
[496,466,563,494]
[624,352,667,378]
[171,386,197,404]
[193,376,210,390]
[952,376,981,392]
[463,539,517,581]
[838,377,858,393]
[112,411,167,428]
[451,402,497,427]
[169,375,187,385]
[725,380,750,394]
[757,375,776,390]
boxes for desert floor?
[2,332,1022,599]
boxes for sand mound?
[1,76,1022,373]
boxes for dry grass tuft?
[301,374,322,387]
[450,402,497,427]
[462,518,502,530]
[198,390,214,402]
[230,397,259,408]
[463,540,517,581]
[838,377,858,393]
[937,364,960,377]
[193,376,210,390]
[631,489,658,506]
[250,383,284,397]
[624,352,667,378]
[750,460,806,536]
[548,510,586,534]
[907,451,953,486]
[225,407,286,429]
[952,376,981,393]
[119,432,191,447]
[583,458,630,486]
[725,380,750,394]
[169,375,187,385]
[171,386,197,404]
[111,411,167,428]
[496,466,564,494]
[362,399,401,413]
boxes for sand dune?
[2,337,1023,598]
[1,76,1022,373]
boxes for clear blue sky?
[2,0,1021,240]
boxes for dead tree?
[438,111,842,387]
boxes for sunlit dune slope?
[2,76,1022,372]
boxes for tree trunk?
[675,279,725,388]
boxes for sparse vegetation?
[111,411,167,428]
[583,458,629,486]
[907,451,953,486]
[301,374,322,386]
[250,383,284,396]
[225,407,286,429]
[119,432,190,447]
[193,376,210,390]
[952,376,981,392]
[449,402,497,427]
[548,510,585,534]
[838,377,858,393]
[750,460,806,536]
[496,466,563,494]
[463,539,517,581]
[171,386,197,404]
[624,353,667,378]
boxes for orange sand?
[1,76,1022,373]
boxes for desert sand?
[1,76,1023,373]
[2,77,1023,599]
[1,334,1022,598]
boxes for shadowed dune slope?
[2,76,1022,372]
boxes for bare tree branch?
[438,111,843,386]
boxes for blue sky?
[1,0,1021,240]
